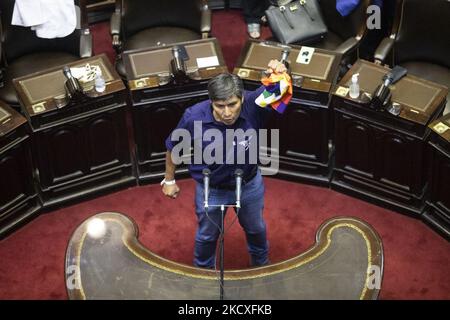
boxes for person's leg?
[235,171,269,266]
[242,0,268,24]
[194,183,232,268]
[242,0,269,38]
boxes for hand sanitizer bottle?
[94,68,106,93]
[349,73,360,99]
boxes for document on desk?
[197,56,219,68]
[296,47,315,64]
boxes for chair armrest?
[110,11,122,53]
[110,11,121,35]
[374,37,394,64]
[80,29,93,58]
[0,42,4,87]
[201,6,211,34]
[0,14,3,65]
[335,37,359,55]
[0,15,5,87]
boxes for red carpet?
[210,9,273,71]
[0,178,449,299]
[0,9,449,300]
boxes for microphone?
[280,47,291,71]
[235,169,243,209]
[383,65,408,86]
[280,47,290,64]
[170,45,188,85]
[202,168,211,209]
[371,65,407,110]
[62,66,83,98]
[171,46,186,73]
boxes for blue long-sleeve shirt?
[165,85,271,186]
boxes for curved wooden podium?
[65,212,383,300]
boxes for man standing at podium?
[162,60,289,269]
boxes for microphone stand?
[219,204,225,301]
[203,169,243,300]
[207,203,235,300]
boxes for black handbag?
[265,0,328,45]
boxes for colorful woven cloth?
[255,73,293,114]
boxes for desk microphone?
[171,45,188,85]
[62,66,83,99]
[171,46,185,73]
[371,65,407,111]
[280,47,291,71]
[235,169,243,209]
[203,168,211,209]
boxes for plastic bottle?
[349,73,360,99]
[94,68,106,93]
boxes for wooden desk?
[123,38,227,183]
[65,212,383,300]
[13,54,135,208]
[233,40,342,185]
[330,59,448,216]
[0,102,40,237]
[424,114,450,239]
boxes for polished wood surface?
[14,55,135,208]
[0,102,40,238]
[123,38,226,82]
[66,212,383,300]
[337,60,448,125]
[424,113,450,239]
[0,101,27,137]
[331,59,447,216]
[13,54,125,128]
[234,40,341,96]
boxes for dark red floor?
[0,177,449,299]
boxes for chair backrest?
[120,0,203,40]
[394,0,450,68]
[0,0,88,63]
[318,0,370,40]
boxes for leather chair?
[314,0,370,54]
[0,0,92,110]
[374,0,450,113]
[313,0,371,75]
[110,0,212,78]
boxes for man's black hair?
[207,73,244,101]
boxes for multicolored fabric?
[255,73,293,114]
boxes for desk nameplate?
[429,113,450,143]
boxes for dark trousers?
[242,0,269,24]
[194,171,269,268]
